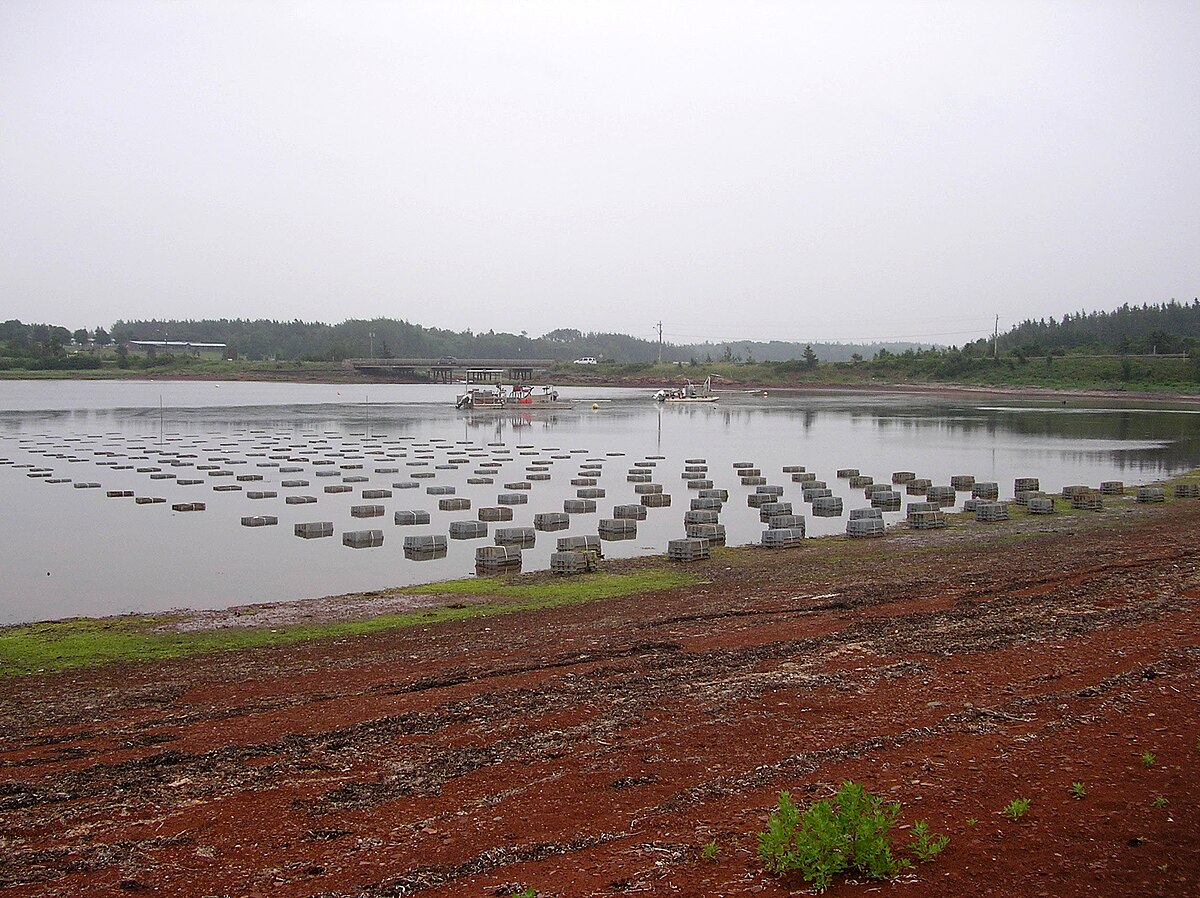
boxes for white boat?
[653,376,720,403]
[456,384,570,410]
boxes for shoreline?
[3,496,1197,896]
[4,369,1200,404]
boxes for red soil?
[2,503,1198,897]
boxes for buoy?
[762,391,768,397]
[592,403,600,410]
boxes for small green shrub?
[1141,752,1157,767]
[1070,782,1087,799]
[966,817,977,827]
[700,839,719,861]
[1152,795,1168,808]
[908,820,950,861]
[757,782,909,892]
[1003,798,1031,820]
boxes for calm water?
[1,380,1198,625]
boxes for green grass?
[0,569,701,677]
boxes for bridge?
[344,358,559,383]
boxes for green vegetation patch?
[0,569,702,677]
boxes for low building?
[125,340,227,358]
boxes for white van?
[573,357,598,365]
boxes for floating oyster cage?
[846,517,886,538]
[405,545,448,561]
[612,504,647,521]
[534,512,571,531]
[498,493,529,505]
[684,509,719,524]
[732,461,756,469]
[564,498,597,514]
[475,545,522,571]
[836,468,860,478]
[438,497,471,511]
[426,485,456,495]
[686,479,714,490]
[1061,484,1091,500]
[550,549,599,575]
[171,502,206,512]
[352,504,386,517]
[908,510,946,529]
[1027,496,1056,515]
[668,537,711,562]
[1173,481,1200,498]
[685,522,726,543]
[791,472,816,483]
[495,526,535,547]
[1014,477,1040,493]
[803,487,832,502]
[478,506,514,522]
[741,475,767,486]
[781,465,805,474]
[767,514,805,531]
[971,482,1000,500]
[1013,490,1044,507]
[892,471,916,484]
[905,478,932,495]
[641,493,672,508]
[286,495,317,505]
[627,472,652,483]
[906,501,936,519]
[699,488,729,501]
[449,520,488,539]
[848,475,874,488]
[758,501,792,522]
[599,519,637,540]
[1100,481,1125,495]
[871,491,902,510]
[634,482,663,494]
[395,509,432,525]
[762,527,804,549]
[577,487,606,498]
[926,486,956,507]
[690,497,723,511]
[572,477,598,486]
[403,534,447,551]
[975,501,1009,522]
[1137,486,1167,503]
[294,521,334,539]
[362,489,391,499]
[864,482,892,497]
[557,534,602,555]
[849,507,883,520]
[241,514,277,527]
[811,496,843,516]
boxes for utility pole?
[369,330,375,359]
[656,321,663,365]
[993,315,999,359]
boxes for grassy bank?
[0,569,701,677]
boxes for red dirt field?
[2,502,1198,897]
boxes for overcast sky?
[2,1,1198,345]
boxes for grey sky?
[3,1,1198,345]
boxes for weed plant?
[1141,752,1157,767]
[1070,782,1087,799]
[908,821,950,861]
[1003,798,1031,820]
[757,782,912,892]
